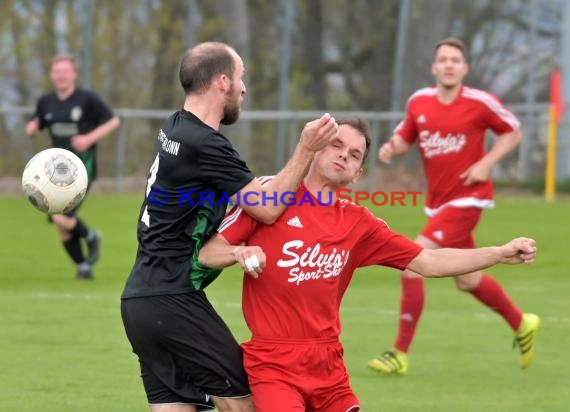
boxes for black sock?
[72,218,89,239]
[63,236,85,264]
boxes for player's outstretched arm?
[232,113,338,224]
[407,237,536,278]
[378,134,411,164]
[199,234,266,278]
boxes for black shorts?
[120,291,251,409]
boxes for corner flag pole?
[545,69,563,202]
[545,107,558,201]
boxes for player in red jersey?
[367,37,540,375]
[198,117,537,412]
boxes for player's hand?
[71,134,93,153]
[378,140,395,164]
[25,119,39,136]
[232,246,266,278]
[499,237,537,264]
[299,113,339,152]
[459,159,492,186]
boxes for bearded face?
[221,81,241,125]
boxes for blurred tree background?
[0,0,563,182]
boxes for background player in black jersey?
[121,42,338,412]
[25,54,120,280]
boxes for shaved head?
[179,42,238,94]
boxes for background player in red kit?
[368,37,540,375]
[199,118,537,412]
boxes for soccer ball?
[21,148,88,214]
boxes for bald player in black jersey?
[120,42,338,412]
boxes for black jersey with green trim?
[121,109,254,298]
[33,88,114,183]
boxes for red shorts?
[242,338,360,412]
[421,206,482,248]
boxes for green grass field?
[1,194,568,411]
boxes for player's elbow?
[197,249,208,266]
[111,116,121,131]
[406,251,440,278]
[197,248,216,268]
[510,129,523,146]
[412,265,439,278]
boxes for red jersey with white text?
[219,182,422,341]
[395,86,520,214]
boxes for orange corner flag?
[550,69,564,123]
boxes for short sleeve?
[87,92,114,125]
[354,209,423,270]
[393,99,418,144]
[199,133,254,195]
[218,206,258,244]
[480,92,520,136]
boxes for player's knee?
[57,228,72,241]
[150,404,197,412]
[51,213,75,229]
[454,276,478,292]
[455,281,470,292]
[51,213,65,225]
[213,396,254,412]
[401,269,422,279]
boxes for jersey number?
[141,154,159,227]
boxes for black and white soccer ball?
[21,148,88,214]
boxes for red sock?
[470,274,523,331]
[393,276,425,353]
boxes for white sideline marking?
[25,293,569,323]
[208,299,570,323]
[28,292,103,301]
